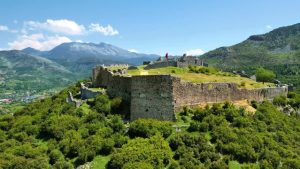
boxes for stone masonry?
[92,66,288,121]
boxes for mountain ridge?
[200,23,300,92]
[21,42,159,74]
[0,50,77,99]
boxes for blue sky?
[0,0,299,55]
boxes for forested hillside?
[201,23,300,92]
[0,83,299,169]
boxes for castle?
[142,54,207,70]
[90,57,288,121]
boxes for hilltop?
[0,81,299,168]
[201,23,300,92]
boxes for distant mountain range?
[0,50,76,99]
[0,42,159,99]
[201,23,300,92]
[22,42,159,74]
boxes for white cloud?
[89,23,119,36]
[128,49,138,53]
[266,25,273,29]
[0,25,17,33]
[0,25,9,31]
[185,48,205,56]
[25,19,86,35]
[8,33,72,51]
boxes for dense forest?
[0,83,299,169]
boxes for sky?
[0,0,299,55]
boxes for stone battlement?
[92,66,288,121]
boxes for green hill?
[201,23,300,92]
[0,83,299,168]
[0,51,78,100]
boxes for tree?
[128,119,173,138]
[255,68,276,83]
[94,94,111,114]
[108,134,172,169]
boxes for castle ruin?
[143,54,207,70]
[91,65,288,121]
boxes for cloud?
[266,25,273,29]
[185,48,205,56]
[8,33,71,51]
[0,25,18,33]
[89,23,119,36]
[25,19,86,35]
[128,49,138,53]
[0,25,9,31]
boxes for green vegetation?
[90,155,111,169]
[0,51,80,103]
[255,67,276,83]
[201,23,300,93]
[127,66,272,89]
[0,83,299,168]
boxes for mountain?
[21,47,48,57]
[22,42,159,75]
[201,23,300,92]
[0,50,78,99]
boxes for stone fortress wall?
[144,55,206,70]
[92,66,288,121]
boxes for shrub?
[93,94,111,114]
[108,134,172,169]
[128,119,173,138]
[255,67,276,83]
[273,95,287,106]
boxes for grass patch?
[89,87,105,92]
[229,161,241,169]
[205,132,212,141]
[127,66,273,89]
[90,155,111,169]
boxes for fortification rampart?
[144,61,177,70]
[172,78,288,110]
[92,66,288,121]
[130,75,175,121]
[80,83,104,99]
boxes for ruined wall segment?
[261,87,288,100]
[80,84,104,99]
[144,61,177,70]
[172,78,288,110]
[130,75,175,121]
[107,75,132,102]
[92,66,113,87]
